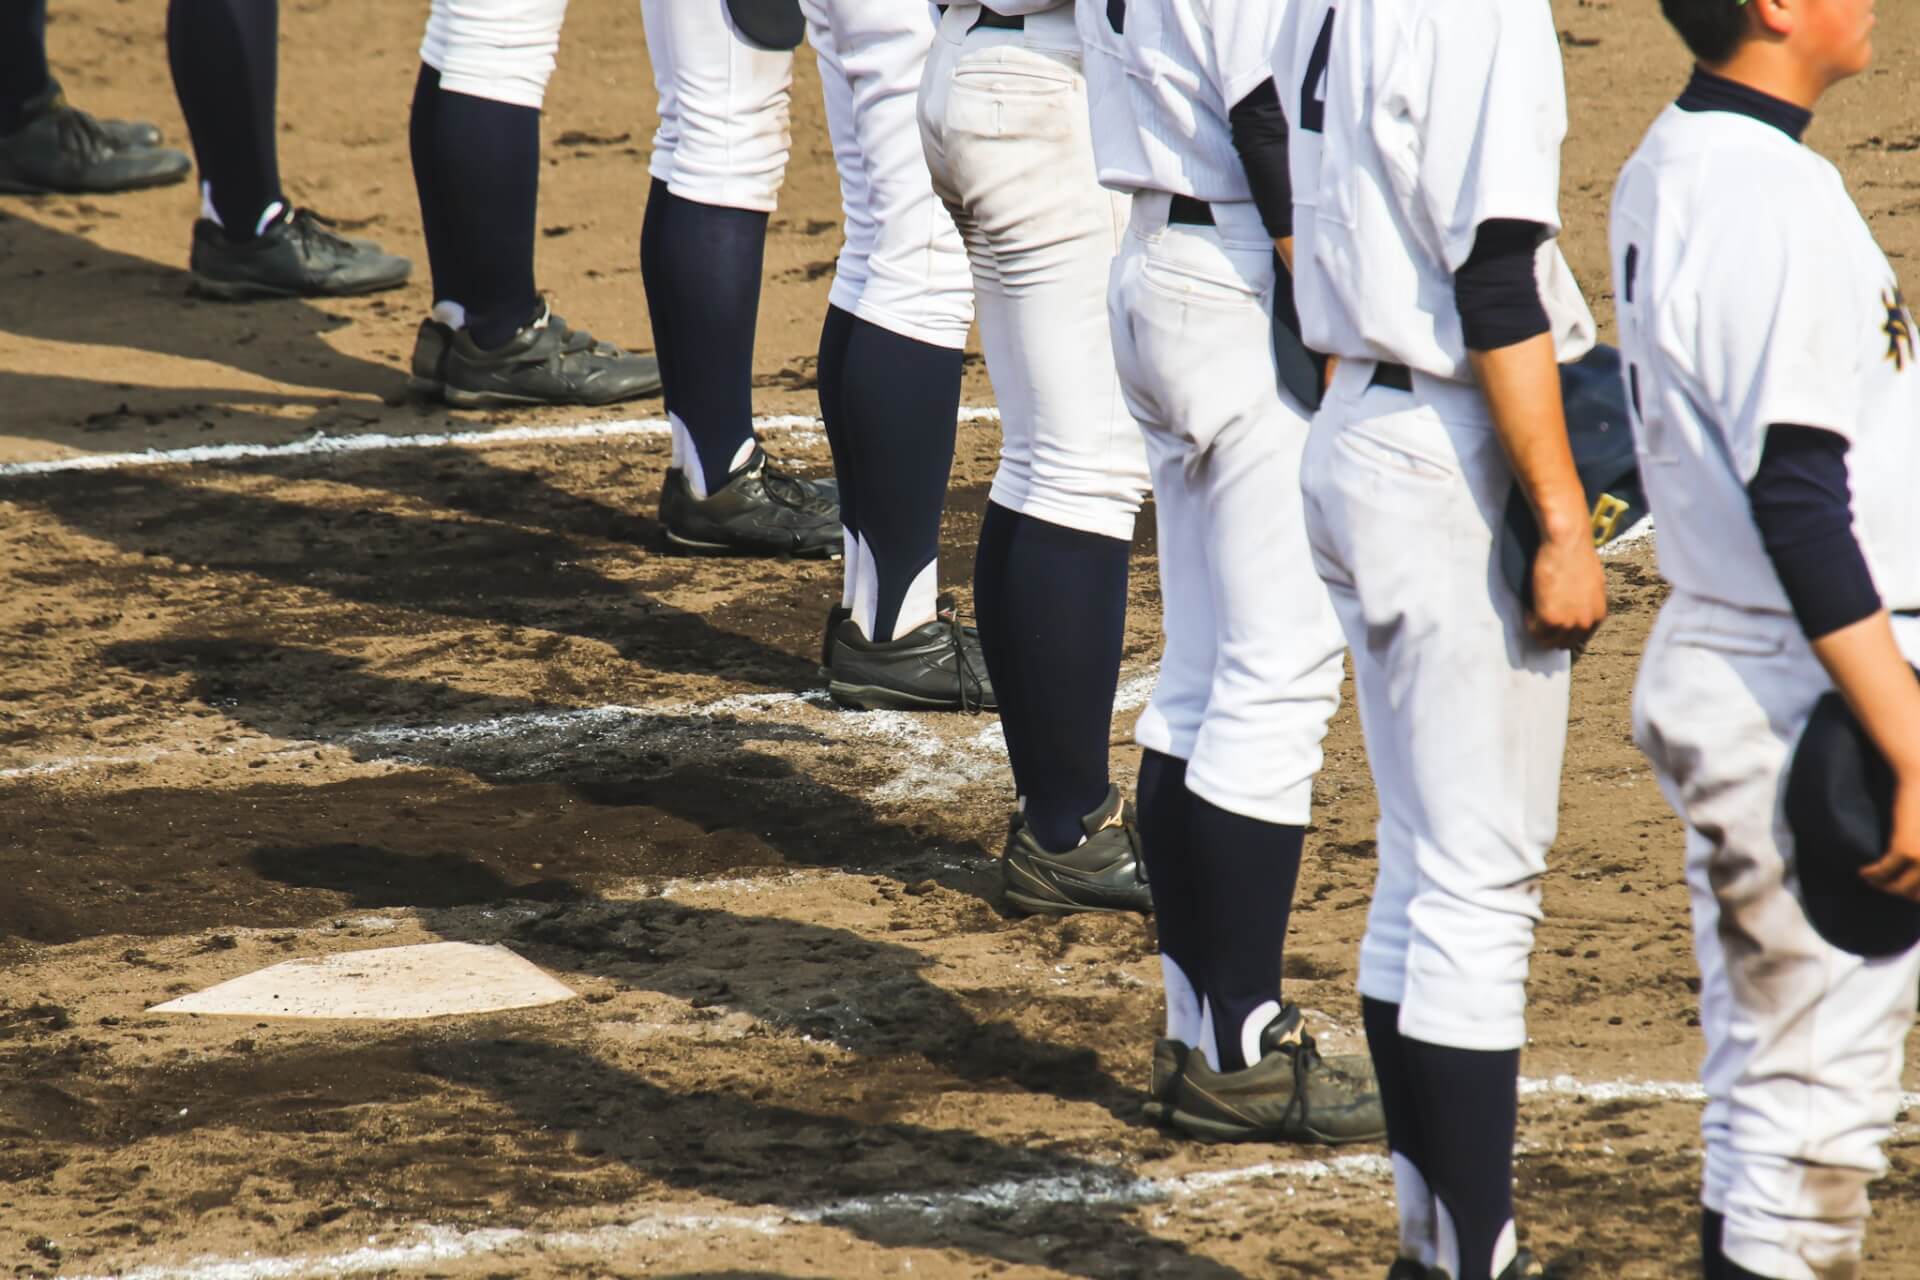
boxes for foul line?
[68,1072,1919,1280]
[0,408,1004,479]
[69,1152,1391,1280]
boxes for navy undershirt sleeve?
[1228,78,1291,240]
[1454,219,1550,351]
[1748,424,1882,639]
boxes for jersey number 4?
[1298,8,1335,134]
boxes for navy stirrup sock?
[837,317,962,641]
[409,69,542,349]
[1363,997,1433,1261]
[1137,749,1203,1034]
[974,504,1131,852]
[167,0,283,240]
[1190,799,1303,1070]
[0,0,51,135]
[816,305,859,549]
[639,184,767,493]
[1702,1208,1775,1280]
[640,180,677,411]
[1401,1036,1522,1280]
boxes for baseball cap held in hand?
[1785,670,1920,959]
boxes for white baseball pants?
[1111,194,1344,826]
[800,0,973,349]
[917,4,1147,541]
[1636,594,1920,1280]
[421,0,571,109]
[641,0,794,213]
[1302,362,1570,1053]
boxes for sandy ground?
[2,2,1919,1277]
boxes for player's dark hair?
[1659,0,1754,65]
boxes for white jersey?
[1077,0,1288,201]
[1612,102,1920,617]
[1274,0,1594,382]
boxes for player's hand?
[1527,529,1607,650]
[1860,771,1920,902]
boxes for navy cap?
[727,0,805,50]
[1500,344,1648,607]
[1785,678,1920,959]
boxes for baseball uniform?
[1615,71,1920,1280]
[1279,0,1592,1273]
[1082,0,1371,1122]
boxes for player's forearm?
[1276,235,1293,272]
[1468,335,1590,543]
[1812,613,1920,779]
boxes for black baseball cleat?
[1165,1004,1386,1145]
[407,317,455,399]
[0,83,189,195]
[1385,1262,1431,1280]
[190,207,412,301]
[432,305,662,408]
[661,447,841,558]
[820,604,853,673]
[1002,786,1154,915]
[1385,1246,1543,1280]
[1143,1037,1189,1122]
[826,594,995,711]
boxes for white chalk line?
[0,408,1004,478]
[66,1071,1919,1280]
[68,1152,1391,1280]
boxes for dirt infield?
[3,2,1919,1277]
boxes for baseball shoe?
[1143,1037,1189,1122]
[825,594,995,711]
[190,207,411,300]
[1164,1003,1385,1145]
[1384,1249,1543,1280]
[660,447,841,558]
[819,604,853,673]
[0,83,189,195]
[431,304,662,408]
[1002,786,1154,915]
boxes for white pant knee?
[642,0,793,212]
[422,0,571,109]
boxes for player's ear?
[1746,0,1796,40]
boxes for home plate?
[149,942,578,1020]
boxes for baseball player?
[408,0,663,409]
[168,0,411,300]
[1079,0,1383,1142]
[0,0,189,195]
[1278,0,1603,1274]
[640,1,840,557]
[916,2,1153,910]
[641,3,989,708]
[1614,1,1920,1276]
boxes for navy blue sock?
[167,0,283,240]
[1137,749,1203,1029]
[410,84,541,349]
[1401,1037,1521,1280]
[816,305,859,547]
[1702,1208,1775,1280]
[408,65,454,306]
[838,318,961,640]
[639,185,766,492]
[0,0,50,135]
[1190,798,1302,1070]
[1363,998,1430,1247]
[973,502,1024,780]
[974,504,1130,851]
[639,180,677,411]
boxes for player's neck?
[1704,43,1839,114]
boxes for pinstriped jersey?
[1077,0,1291,202]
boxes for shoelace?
[942,604,989,715]
[50,102,115,162]
[284,208,361,256]
[761,458,835,516]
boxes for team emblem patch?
[1884,287,1914,371]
